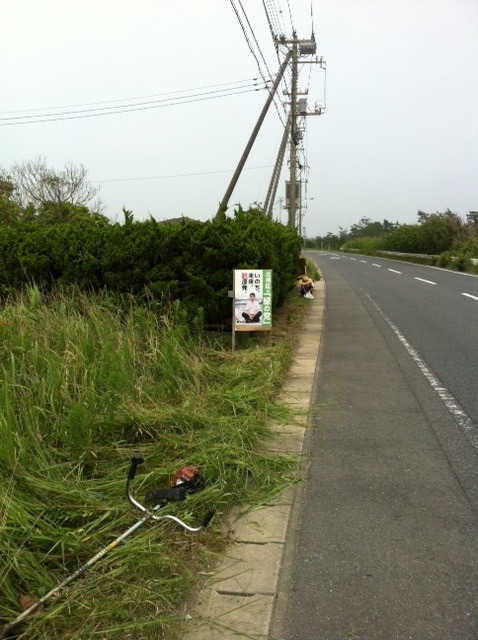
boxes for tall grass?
[0,286,298,639]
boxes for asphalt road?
[312,252,478,429]
[276,253,478,640]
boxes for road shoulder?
[182,280,325,639]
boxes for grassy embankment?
[0,284,311,639]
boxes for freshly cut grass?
[0,286,303,639]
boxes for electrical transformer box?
[299,39,316,56]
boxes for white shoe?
[305,292,314,299]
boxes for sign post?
[232,269,272,349]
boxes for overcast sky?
[1,0,477,237]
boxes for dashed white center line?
[360,260,367,263]
[414,277,437,286]
[350,258,357,261]
[372,263,381,268]
[388,268,402,274]
[366,293,478,452]
[462,293,478,301]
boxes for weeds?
[0,286,302,639]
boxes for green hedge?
[0,209,302,325]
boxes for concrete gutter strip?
[182,280,324,639]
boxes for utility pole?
[282,36,325,231]
[263,116,290,217]
[288,37,299,229]
[215,33,325,226]
[216,50,292,218]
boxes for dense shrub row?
[0,208,302,324]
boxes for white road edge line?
[365,293,478,453]
[462,293,478,301]
[414,277,437,285]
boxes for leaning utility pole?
[263,116,290,217]
[216,50,292,218]
[216,33,325,226]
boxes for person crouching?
[297,275,315,299]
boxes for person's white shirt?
[245,299,260,315]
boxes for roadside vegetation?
[0,158,302,329]
[0,283,312,639]
[305,210,478,273]
[0,159,314,637]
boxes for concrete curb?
[182,280,325,639]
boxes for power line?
[93,164,274,184]
[262,0,291,109]
[1,83,260,121]
[263,0,284,39]
[0,78,261,116]
[0,84,269,127]
[262,0,278,44]
[230,0,265,78]
[230,0,286,125]
[237,0,274,81]
[286,0,296,35]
